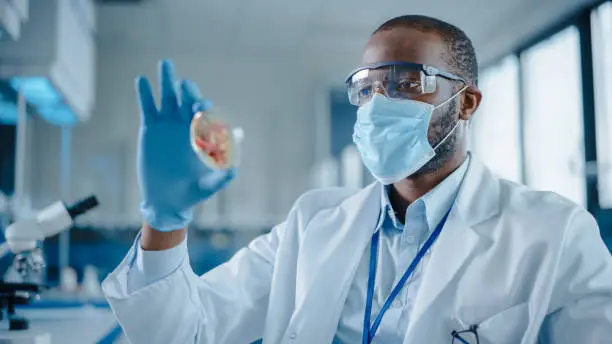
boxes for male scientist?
[102,15,612,344]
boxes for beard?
[414,97,459,175]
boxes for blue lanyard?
[362,207,453,344]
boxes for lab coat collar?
[454,153,501,227]
[405,155,501,341]
[379,154,471,232]
[291,181,382,343]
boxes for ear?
[459,86,483,121]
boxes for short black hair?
[373,15,478,86]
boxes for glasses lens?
[347,65,430,106]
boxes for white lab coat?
[103,158,612,344]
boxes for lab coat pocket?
[477,302,529,344]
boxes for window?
[522,27,586,206]
[470,56,522,183]
[592,2,612,208]
[340,145,364,189]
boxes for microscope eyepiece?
[66,195,99,219]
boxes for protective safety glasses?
[345,61,467,106]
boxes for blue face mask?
[353,91,464,185]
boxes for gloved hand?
[136,60,236,231]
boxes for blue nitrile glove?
[136,60,236,231]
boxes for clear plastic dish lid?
[190,110,244,170]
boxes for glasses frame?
[451,324,480,344]
[345,61,467,85]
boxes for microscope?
[0,196,99,332]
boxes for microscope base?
[0,331,51,344]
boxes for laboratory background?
[0,0,611,343]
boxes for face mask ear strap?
[433,85,468,110]
[432,117,461,151]
[431,85,469,151]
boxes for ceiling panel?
[97,4,166,44]
[163,0,244,51]
[231,0,326,54]
[96,0,601,65]
[236,0,322,19]
[311,1,395,33]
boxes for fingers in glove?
[192,99,214,114]
[180,80,202,121]
[136,76,158,123]
[159,59,180,117]
[198,168,237,194]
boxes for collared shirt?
[127,156,470,343]
[333,156,470,344]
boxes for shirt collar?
[378,155,470,232]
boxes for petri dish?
[190,110,243,170]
